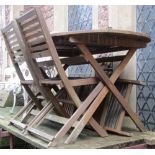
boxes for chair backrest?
[14,7,60,80]
[15,7,83,107]
[14,8,74,117]
[1,21,31,81]
[1,21,44,110]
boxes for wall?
[0,5,13,81]
[22,5,54,32]
[54,5,68,32]
[108,5,137,129]
[136,5,155,131]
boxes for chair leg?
[48,82,106,147]
[9,101,36,130]
[26,101,53,129]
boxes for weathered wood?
[31,43,48,53]
[76,44,146,131]
[18,9,36,23]
[10,120,27,130]
[2,107,155,149]
[89,118,108,138]
[25,31,43,41]
[31,110,78,127]
[1,22,43,110]
[105,127,133,137]
[23,24,41,34]
[10,40,19,47]
[40,79,61,85]
[118,79,145,86]
[28,127,54,142]
[57,99,74,105]
[11,46,21,51]
[32,50,50,58]
[49,82,104,146]
[40,78,98,87]
[7,35,17,42]
[11,100,34,119]
[99,83,133,136]
[27,101,54,127]
[21,80,33,85]
[36,7,81,107]
[33,12,105,139]
[38,55,125,67]
[1,22,12,33]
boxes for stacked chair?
[1,21,44,130]
[1,7,149,148]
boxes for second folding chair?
[1,22,44,130]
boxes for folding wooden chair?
[1,22,44,130]
[11,7,109,143]
[12,7,150,147]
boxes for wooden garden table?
[44,29,150,145]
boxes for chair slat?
[28,127,53,142]
[5,30,15,39]
[1,23,12,33]
[31,43,48,52]
[32,50,50,58]
[11,45,20,52]
[23,24,41,35]
[25,31,43,41]
[10,40,19,47]
[7,35,17,42]
[21,18,39,30]
[18,9,36,23]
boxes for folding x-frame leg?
[48,48,138,147]
[63,41,146,144]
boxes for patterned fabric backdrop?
[137,5,155,131]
